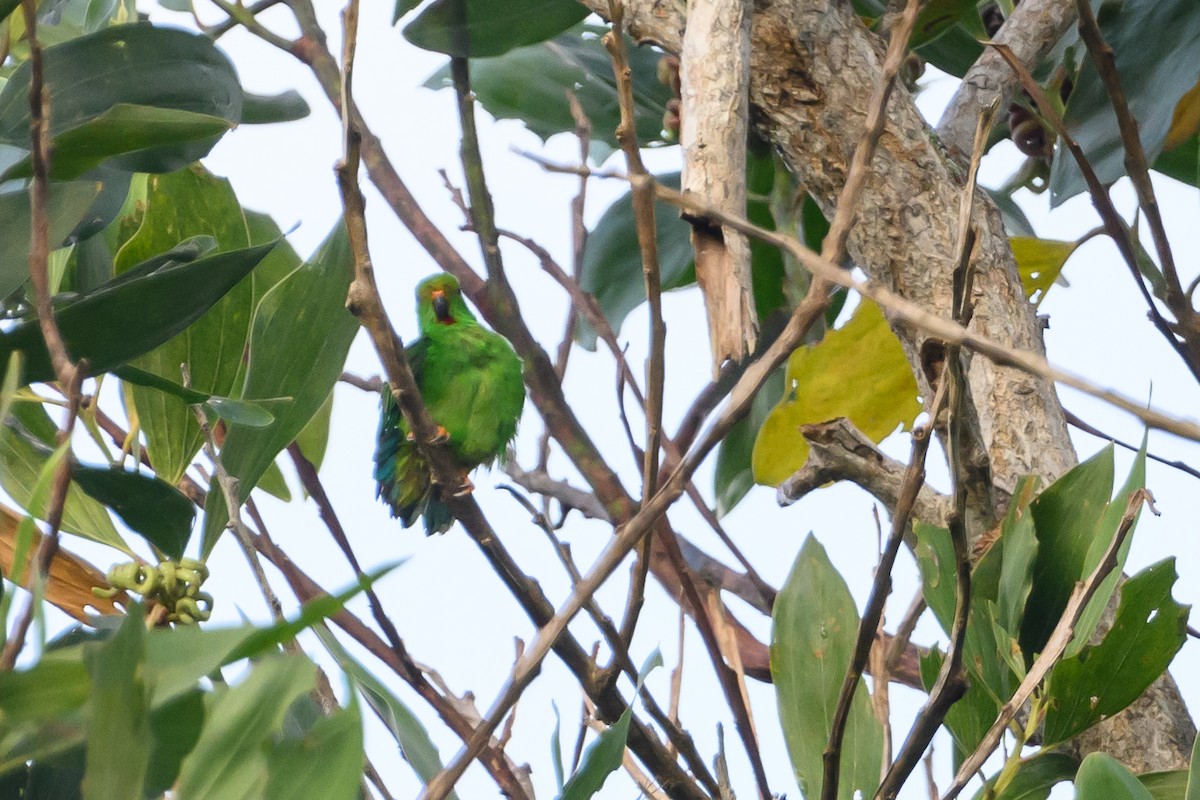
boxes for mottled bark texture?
[681,0,757,369]
[582,0,1195,774]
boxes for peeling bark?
[680,0,757,369]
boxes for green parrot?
[374,272,525,534]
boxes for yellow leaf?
[1011,236,1077,306]
[751,300,921,487]
[0,504,128,622]
[1166,78,1200,152]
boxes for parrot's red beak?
[432,288,454,324]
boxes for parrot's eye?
[431,289,454,324]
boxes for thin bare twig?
[0,0,86,671]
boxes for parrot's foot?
[405,424,450,444]
[451,475,475,497]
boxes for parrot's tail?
[374,386,456,535]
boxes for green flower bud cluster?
[94,558,213,624]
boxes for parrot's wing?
[373,340,435,527]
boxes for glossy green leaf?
[201,223,356,556]
[114,365,277,428]
[114,165,255,484]
[0,105,233,182]
[714,366,783,516]
[0,181,103,303]
[82,605,150,800]
[241,90,310,125]
[971,752,1078,800]
[1020,445,1115,657]
[0,25,242,170]
[0,0,17,24]
[559,650,661,800]
[70,465,195,560]
[266,702,362,800]
[987,188,1037,238]
[1076,753,1156,800]
[919,646,998,768]
[314,625,457,798]
[0,242,276,388]
[752,300,921,486]
[1050,0,1200,205]
[1043,559,1189,745]
[255,459,293,502]
[576,173,693,349]
[404,0,588,58]
[0,406,128,554]
[143,627,261,707]
[772,535,883,800]
[174,655,317,800]
[423,24,673,148]
[995,477,1042,637]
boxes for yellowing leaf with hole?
[1011,236,1077,306]
[751,300,920,487]
[0,504,128,622]
[1166,77,1200,152]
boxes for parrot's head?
[416,273,476,331]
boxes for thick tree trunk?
[585,0,1195,774]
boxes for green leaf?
[910,0,983,49]
[714,366,783,516]
[114,165,254,484]
[1152,133,1200,188]
[1050,0,1200,206]
[559,650,662,800]
[0,659,90,727]
[1042,558,1189,745]
[70,465,195,560]
[0,181,103,302]
[772,535,883,800]
[241,90,310,125]
[423,23,673,148]
[1020,445,1115,657]
[987,188,1037,238]
[144,690,206,799]
[228,562,402,663]
[995,476,1042,636]
[174,655,317,800]
[200,223,357,557]
[1075,753,1156,800]
[971,751,1078,800]
[0,242,276,388]
[0,25,242,170]
[1139,769,1188,800]
[266,701,362,800]
[82,605,150,800]
[0,405,128,554]
[1189,732,1200,800]
[394,0,423,23]
[576,173,693,350]
[1069,438,1148,657]
[314,625,457,798]
[295,390,334,473]
[752,299,920,486]
[404,0,588,58]
[114,365,277,428]
[1,105,233,182]
[915,23,983,78]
